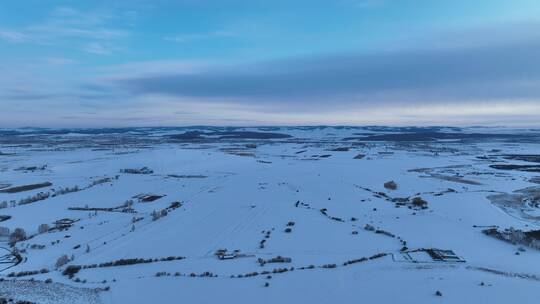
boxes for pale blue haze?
[0,0,539,126]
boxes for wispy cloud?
[0,6,129,54]
[164,30,239,43]
[0,29,28,43]
[98,60,215,79]
[1,1,539,127]
[113,38,540,104]
[43,57,77,66]
[82,42,111,55]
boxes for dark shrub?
[62,265,81,278]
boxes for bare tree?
[38,223,50,234]
[55,254,70,268]
[9,228,27,244]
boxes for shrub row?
[62,256,185,278]
[7,268,49,277]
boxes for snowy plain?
[0,126,539,303]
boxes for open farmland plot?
[1,127,540,303]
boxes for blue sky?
[1,0,539,127]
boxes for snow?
[0,126,539,303]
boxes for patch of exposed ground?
[490,164,540,173]
[0,182,52,194]
[419,173,482,185]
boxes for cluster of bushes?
[297,265,316,270]
[343,253,388,266]
[55,255,72,268]
[269,267,291,274]
[156,271,216,278]
[9,228,27,244]
[69,206,112,212]
[51,186,80,197]
[7,268,49,277]
[151,209,168,221]
[232,252,392,281]
[122,200,134,208]
[357,184,430,210]
[375,229,396,238]
[369,253,388,260]
[364,224,399,239]
[11,185,82,208]
[411,197,428,209]
[0,201,12,209]
[232,267,294,279]
[343,257,368,266]
[319,208,344,222]
[294,200,311,208]
[168,201,182,210]
[396,234,408,247]
[284,221,295,233]
[62,265,81,278]
[120,167,153,174]
[69,200,135,213]
[193,271,215,277]
[38,224,50,234]
[131,216,144,223]
[149,201,182,222]
[62,256,186,278]
[259,229,272,249]
[89,256,185,268]
[258,256,292,266]
[88,176,118,187]
[18,192,50,206]
[373,191,390,199]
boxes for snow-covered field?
[1,126,540,303]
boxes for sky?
[0,0,539,127]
